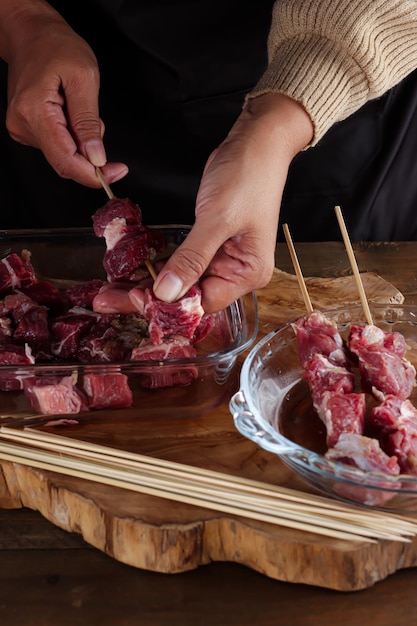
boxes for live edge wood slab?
[2,241,417,592]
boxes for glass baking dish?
[0,227,258,422]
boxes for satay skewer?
[95,166,114,200]
[334,205,373,326]
[282,223,314,314]
[95,167,158,281]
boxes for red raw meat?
[325,433,401,506]
[0,343,35,390]
[349,324,408,358]
[191,312,215,346]
[78,313,147,363]
[0,251,37,296]
[13,305,50,356]
[23,376,88,415]
[92,197,167,282]
[0,316,12,340]
[317,390,366,447]
[83,372,133,409]
[2,292,50,356]
[291,310,348,368]
[144,284,205,345]
[103,225,166,282]
[369,395,417,474]
[50,310,99,358]
[18,280,67,315]
[78,323,128,363]
[3,292,40,322]
[303,353,354,408]
[92,197,143,237]
[66,279,104,309]
[348,324,416,400]
[131,336,198,388]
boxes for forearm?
[0,0,66,61]
[247,0,417,144]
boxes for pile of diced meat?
[292,310,417,505]
[0,197,213,416]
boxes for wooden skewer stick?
[144,259,158,281]
[334,206,373,326]
[95,166,114,199]
[95,167,158,281]
[282,223,314,314]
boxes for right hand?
[153,93,314,313]
[1,2,128,186]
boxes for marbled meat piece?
[77,313,147,363]
[2,292,50,356]
[0,250,37,296]
[291,310,348,368]
[103,225,166,282]
[349,324,408,357]
[369,395,417,474]
[23,375,88,415]
[317,390,366,447]
[92,197,167,282]
[325,433,400,474]
[82,372,133,409]
[131,336,198,388]
[66,279,104,309]
[298,339,360,448]
[12,304,50,357]
[348,324,416,400]
[18,280,67,315]
[50,309,99,359]
[92,197,143,238]
[325,433,401,506]
[303,353,354,408]
[0,343,34,390]
[144,284,205,345]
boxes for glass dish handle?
[230,391,295,455]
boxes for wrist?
[241,92,314,161]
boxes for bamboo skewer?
[95,166,114,200]
[282,224,314,314]
[95,167,158,280]
[334,205,373,325]
[0,441,376,543]
[1,426,416,543]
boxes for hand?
[153,93,314,312]
[1,1,128,186]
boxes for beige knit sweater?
[247,0,417,145]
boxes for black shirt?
[1,0,417,241]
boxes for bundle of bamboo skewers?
[1,424,417,543]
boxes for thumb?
[64,82,107,167]
[153,227,224,302]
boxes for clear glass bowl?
[0,227,258,422]
[230,304,417,512]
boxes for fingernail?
[85,140,107,167]
[154,272,183,302]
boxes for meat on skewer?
[292,310,366,447]
[348,323,416,401]
[369,395,417,475]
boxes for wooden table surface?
[2,241,417,626]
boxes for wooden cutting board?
[1,270,416,593]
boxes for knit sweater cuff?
[246,35,369,145]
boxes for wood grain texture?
[1,243,417,592]
[3,509,417,626]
